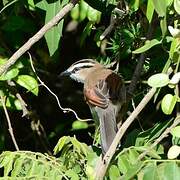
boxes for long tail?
[94,105,118,155]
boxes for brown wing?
[84,72,124,108]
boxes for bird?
[60,59,126,154]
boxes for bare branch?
[0,0,79,76]
[1,96,19,150]
[94,88,156,179]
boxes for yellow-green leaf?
[161,94,177,115]
[15,75,38,96]
[132,39,161,54]
[148,73,169,88]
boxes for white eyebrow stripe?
[67,62,95,72]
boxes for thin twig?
[0,0,79,76]
[7,80,29,117]
[1,96,19,150]
[28,53,92,122]
[94,88,156,179]
[137,116,180,161]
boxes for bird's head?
[60,59,102,83]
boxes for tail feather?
[95,105,118,154]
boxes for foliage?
[0,0,180,179]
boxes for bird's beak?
[59,70,71,77]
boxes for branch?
[28,53,92,122]
[0,0,79,76]
[7,80,29,117]
[1,96,19,150]
[137,115,180,161]
[94,88,156,179]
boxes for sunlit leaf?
[146,0,154,23]
[161,94,177,115]
[71,4,80,20]
[171,126,180,138]
[109,165,120,180]
[170,72,180,85]
[152,0,167,17]
[132,39,161,54]
[168,26,180,38]
[148,73,169,88]
[142,163,158,180]
[87,6,101,23]
[53,136,70,155]
[15,75,39,96]
[28,0,35,11]
[164,162,180,179]
[167,145,180,159]
[0,68,19,81]
[131,0,139,12]
[174,0,180,14]
[160,16,167,37]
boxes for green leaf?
[11,157,24,176]
[117,154,130,174]
[161,94,177,115]
[122,162,144,179]
[72,120,88,130]
[79,0,89,21]
[160,16,167,37]
[174,0,180,14]
[131,0,139,12]
[109,165,120,180]
[146,0,154,23]
[36,0,69,56]
[15,75,39,96]
[6,96,22,110]
[171,126,180,137]
[53,136,70,154]
[87,6,101,23]
[169,38,179,59]
[28,0,35,11]
[71,4,80,21]
[163,162,180,180]
[80,21,93,46]
[148,73,169,88]
[0,68,19,81]
[152,0,167,17]
[132,39,161,54]
[143,163,158,180]
[128,149,139,164]
[65,169,79,180]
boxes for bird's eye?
[72,67,80,73]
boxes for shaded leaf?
[36,0,68,56]
[72,120,88,130]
